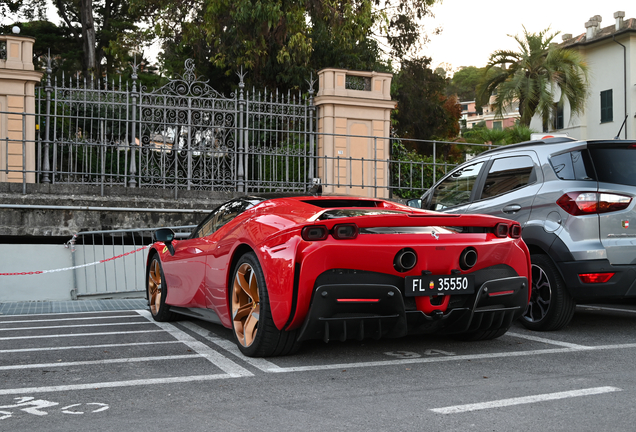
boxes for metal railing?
[1,109,491,198]
[65,225,196,298]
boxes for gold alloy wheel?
[148,259,163,316]
[232,262,260,347]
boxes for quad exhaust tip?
[459,247,478,270]
[394,248,417,272]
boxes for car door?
[160,207,223,308]
[423,160,488,214]
[466,153,542,226]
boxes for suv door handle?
[502,204,522,214]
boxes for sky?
[418,0,632,73]
[2,0,631,75]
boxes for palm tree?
[478,27,589,127]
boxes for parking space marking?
[0,354,201,371]
[178,321,636,374]
[578,305,636,314]
[179,321,283,372]
[505,332,592,349]
[137,310,253,377]
[430,386,622,414]
[0,314,140,324]
[0,341,181,354]
[0,311,140,319]
[0,330,163,341]
[0,322,153,332]
[0,374,239,397]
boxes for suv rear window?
[549,151,595,181]
[588,147,636,187]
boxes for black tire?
[520,254,575,331]
[146,254,177,322]
[230,252,300,357]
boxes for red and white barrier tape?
[0,245,149,276]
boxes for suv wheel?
[521,254,576,331]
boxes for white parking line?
[431,386,622,414]
[578,305,636,314]
[0,315,140,324]
[137,310,253,377]
[0,321,152,332]
[0,355,200,371]
[0,375,237,397]
[505,332,592,349]
[0,311,140,318]
[0,330,163,341]
[0,341,181,354]
[177,321,636,374]
[179,321,283,372]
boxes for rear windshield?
[588,146,636,187]
[317,209,404,220]
[302,199,382,208]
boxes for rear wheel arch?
[521,252,576,331]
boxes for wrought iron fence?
[34,58,317,193]
[0,59,493,198]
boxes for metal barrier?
[66,225,196,299]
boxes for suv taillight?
[556,192,632,216]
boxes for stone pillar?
[314,68,395,198]
[0,34,43,183]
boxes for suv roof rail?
[480,136,578,155]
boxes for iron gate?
[35,59,317,193]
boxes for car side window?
[480,156,536,199]
[550,151,595,181]
[429,161,484,210]
[193,199,259,238]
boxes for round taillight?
[301,225,329,241]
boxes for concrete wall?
[0,183,231,237]
[0,244,74,301]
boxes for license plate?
[405,274,475,297]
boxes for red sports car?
[146,195,531,357]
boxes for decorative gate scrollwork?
[137,59,239,191]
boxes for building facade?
[530,11,636,140]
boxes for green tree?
[446,66,487,104]
[478,27,589,127]
[392,57,461,142]
[2,0,153,78]
[463,122,535,146]
[133,0,440,91]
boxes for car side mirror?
[406,199,422,209]
[154,228,176,256]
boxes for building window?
[492,121,502,130]
[600,90,613,123]
[553,103,564,130]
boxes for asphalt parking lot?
[2,301,636,431]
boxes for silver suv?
[410,137,636,331]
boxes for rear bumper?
[558,260,636,300]
[296,270,528,342]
